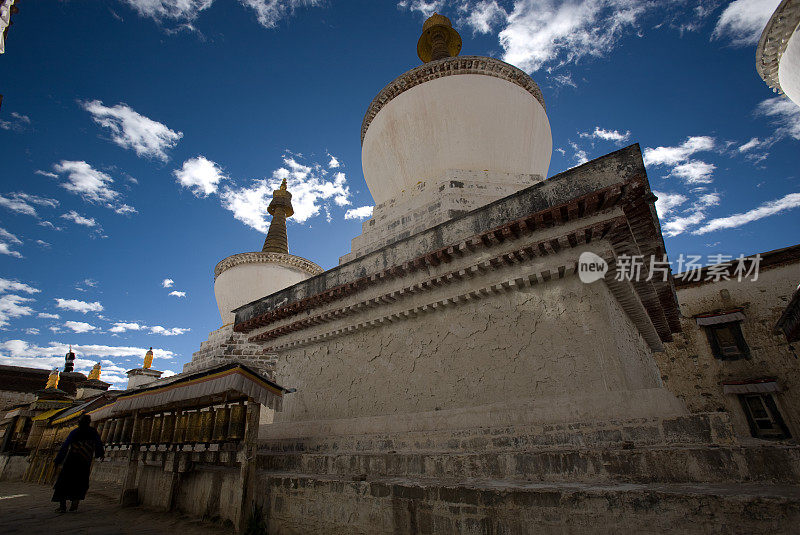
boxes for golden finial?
[417,13,462,63]
[143,347,154,369]
[46,369,60,389]
[88,362,101,380]
[280,177,287,191]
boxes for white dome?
[213,253,323,325]
[756,0,800,106]
[361,56,552,206]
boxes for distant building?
[656,245,800,441]
[757,0,800,106]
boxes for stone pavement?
[0,482,234,535]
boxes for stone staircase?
[183,324,276,377]
[253,412,800,533]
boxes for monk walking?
[52,415,105,513]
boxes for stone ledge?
[214,251,323,281]
[756,0,800,94]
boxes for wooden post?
[237,402,261,533]
[119,411,140,507]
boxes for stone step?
[256,443,800,485]
[256,472,800,534]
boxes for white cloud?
[693,192,800,235]
[464,0,507,34]
[756,96,800,142]
[64,320,97,333]
[496,0,648,73]
[25,328,40,335]
[34,170,59,179]
[124,0,317,29]
[81,100,183,161]
[580,126,631,144]
[150,325,190,336]
[658,191,721,237]
[643,136,715,166]
[0,112,31,132]
[122,0,214,24]
[0,227,23,258]
[0,295,35,328]
[220,156,351,232]
[61,210,98,227]
[239,0,319,28]
[51,161,132,214]
[569,141,588,164]
[109,322,144,333]
[712,0,780,47]
[38,312,60,319]
[0,278,40,294]
[738,137,762,152]
[55,298,103,314]
[397,0,446,17]
[328,155,340,169]
[643,136,717,185]
[168,291,186,297]
[174,156,227,197]
[652,191,687,218]
[344,205,374,220]
[0,192,58,217]
[670,160,716,184]
[162,278,174,288]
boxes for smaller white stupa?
[184,179,322,374]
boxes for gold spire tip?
[417,13,462,63]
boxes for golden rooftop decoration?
[88,362,101,380]
[417,13,462,63]
[46,369,60,390]
[262,177,294,254]
[143,347,154,369]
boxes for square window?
[704,322,750,360]
[738,393,791,440]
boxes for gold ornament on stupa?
[262,178,295,254]
[417,13,462,63]
[88,362,101,380]
[143,347,154,369]
[46,369,60,389]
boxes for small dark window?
[738,393,791,439]
[704,322,750,360]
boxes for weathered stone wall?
[254,473,800,535]
[655,262,800,439]
[0,453,29,482]
[184,324,277,377]
[271,268,668,425]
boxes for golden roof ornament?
[88,362,101,380]
[46,369,60,390]
[143,347,154,369]
[417,13,462,63]
[262,177,294,254]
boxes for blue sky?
[0,0,798,388]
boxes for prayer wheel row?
[98,403,247,445]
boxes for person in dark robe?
[52,414,104,513]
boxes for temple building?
[2,13,799,533]
[758,0,800,106]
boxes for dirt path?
[0,481,235,534]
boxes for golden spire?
[262,177,294,254]
[417,13,462,63]
[46,369,60,390]
[88,362,101,380]
[143,347,154,369]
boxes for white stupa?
[757,0,800,106]
[342,13,552,263]
[184,179,322,375]
[214,178,323,326]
